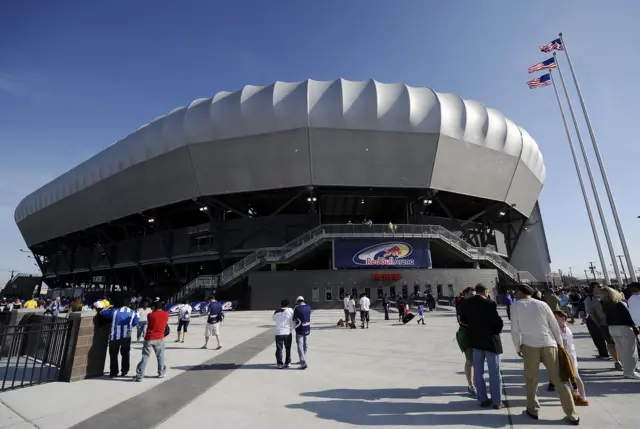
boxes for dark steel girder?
[204,196,248,219]
[270,188,307,216]
[432,194,474,244]
[461,202,502,226]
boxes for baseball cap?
[296,296,305,302]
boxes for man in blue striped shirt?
[100,297,139,378]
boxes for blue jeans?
[136,321,148,341]
[473,349,502,406]
[135,339,166,379]
[296,334,308,365]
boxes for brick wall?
[60,312,110,382]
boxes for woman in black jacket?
[600,287,640,380]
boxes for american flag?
[539,38,564,53]
[528,57,556,73]
[528,73,551,89]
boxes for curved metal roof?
[15,79,545,245]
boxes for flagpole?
[559,32,636,282]
[553,53,622,286]
[548,70,609,286]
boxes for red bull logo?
[353,242,414,266]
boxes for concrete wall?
[248,268,498,310]
[510,202,551,282]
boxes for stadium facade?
[14,79,551,309]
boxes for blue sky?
[1,0,639,285]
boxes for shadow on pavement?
[287,397,508,427]
[300,385,470,400]
[501,366,640,397]
[171,363,276,371]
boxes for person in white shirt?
[511,285,579,425]
[628,283,640,326]
[136,301,152,342]
[346,295,357,329]
[272,299,294,369]
[554,310,589,406]
[176,300,192,343]
[359,293,371,329]
[343,294,351,324]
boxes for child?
[554,310,589,406]
[417,304,425,325]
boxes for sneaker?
[158,366,167,378]
[120,372,128,377]
[623,372,640,380]
[547,383,555,392]
[201,345,207,349]
[614,361,623,371]
[479,399,492,408]
[215,345,222,350]
[574,397,589,406]
[595,355,610,360]
[174,339,180,343]
[133,377,142,382]
[300,364,307,370]
[467,386,477,398]
[277,364,284,369]
[180,340,184,343]
[284,364,290,369]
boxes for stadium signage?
[371,273,402,281]
[334,239,431,269]
[164,300,237,315]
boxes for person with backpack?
[202,295,223,350]
[176,299,192,343]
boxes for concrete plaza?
[0,307,638,429]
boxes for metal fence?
[0,314,72,391]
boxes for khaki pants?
[609,325,639,377]
[521,345,578,421]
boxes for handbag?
[558,347,577,382]
[164,324,170,337]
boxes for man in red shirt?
[134,301,169,381]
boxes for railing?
[0,314,72,391]
[171,224,537,301]
[8,272,38,284]
[171,275,219,303]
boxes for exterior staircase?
[170,224,537,302]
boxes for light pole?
[617,255,629,285]
[588,262,597,281]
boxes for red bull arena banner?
[334,239,431,269]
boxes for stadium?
[13,79,550,310]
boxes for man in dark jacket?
[293,296,311,370]
[458,284,504,409]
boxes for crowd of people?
[0,295,65,316]
[456,281,640,426]
[4,278,639,425]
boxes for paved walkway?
[0,308,638,428]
